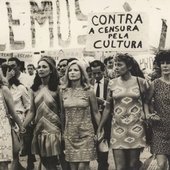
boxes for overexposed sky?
[0,0,170,51]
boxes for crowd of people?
[0,49,170,170]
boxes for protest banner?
[86,12,149,52]
[0,0,88,52]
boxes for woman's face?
[37,60,51,78]
[68,64,81,81]
[114,60,130,76]
[161,61,170,75]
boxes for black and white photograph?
[0,0,170,170]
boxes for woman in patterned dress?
[23,56,62,170]
[60,60,101,170]
[97,53,153,170]
[147,50,170,170]
[0,69,25,170]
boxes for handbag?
[1,89,21,156]
[140,154,169,170]
[137,77,152,146]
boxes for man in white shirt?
[26,64,36,88]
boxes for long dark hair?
[9,76,21,86]
[31,56,59,92]
[115,53,145,78]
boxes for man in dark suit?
[90,60,111,170]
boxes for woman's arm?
[23,90,36,128]
[19,85,30,116]
[2,86,23,129]
[58,88,65,133]
[97,91,113,132]
[89,88,101,126]
[97,91,113,141]
[144,81,160,120]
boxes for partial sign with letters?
[86,12,149,52]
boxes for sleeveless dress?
[62,87,97,162]
[31,87,61,157]
[109,77,148,149]
[0,90,13,162]
[151,79,170,154]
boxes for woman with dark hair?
[0,69,25,170]
[60,60,101,170]
[147,49,170,169]
[23,56,62,170]
[97,53,154,170]
[4,59,31,170]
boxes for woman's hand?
[150,112,160,121]
[19,126,26,135]
[97,128,104,143]
[146,112,160,121]
[6,69,15,81]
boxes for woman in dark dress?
[147,50,170,170]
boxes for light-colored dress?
[62,87,97,162]
[10,84,30,123]
[0,90,13,162]
[31,87,61,157]
[109,77,148,149]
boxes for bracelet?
[20,127,26,134]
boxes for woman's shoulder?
[1,85,9,92]
[135,76,151,91]
[59,86,68,93]
[153,78,161,83]
[108,78,119,89]
[17,84,28,93]
[17,84,27,89]
[1,85,11,97]
[136,76,149,84]
[87,85,94,93]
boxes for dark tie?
[96,81,100,97]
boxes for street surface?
[11,148,151,170]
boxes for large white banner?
[86,12,149,52]
[0,0,88,52]
[0,0,170,53]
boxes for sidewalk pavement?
[16,148,151,170]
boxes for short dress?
[109,77,148,149]
[31,87,61,157]
[0,90,13,162]
[62,87,97,162]
[151,79,170,155]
